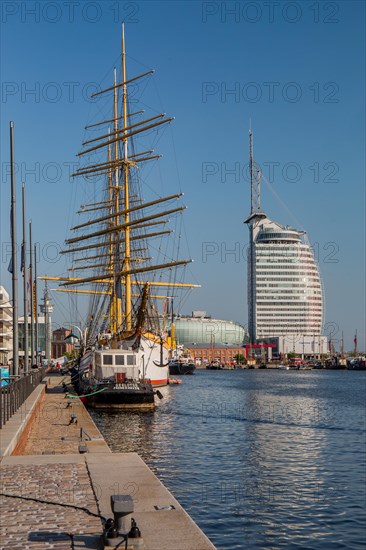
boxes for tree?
[64,350,79,361]
[234,353,246,364]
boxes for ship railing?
[0,367,47,429]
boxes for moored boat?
[168,346,196,375]
[77,349,155,409]
[347,357,366,370]
[169,360,196,375]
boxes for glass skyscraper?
[244,131,324,347]
[252,216,324,340]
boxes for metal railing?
[0,367,46,429]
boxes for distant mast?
[22,184,29,373]
[354,330,358,356]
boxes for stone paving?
[21,391,88,455]
[0,377,104,549]
[0,461,103,549]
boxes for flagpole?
[354,330,358,356]
[29,221,35,365]
[10,121,19,377]
[34,243,39,366]
[22,184,29,374]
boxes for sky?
[0,0,365,351]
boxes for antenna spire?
[249,127,254,214]
[249,126,261,214]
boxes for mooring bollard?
[111,494,134,533]
[102,495,145,549]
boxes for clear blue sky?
[1,1,365,351]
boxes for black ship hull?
[169,362,196,375]
[70,367,155,409]
[83,386,155,409]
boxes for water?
[90,370,366,549]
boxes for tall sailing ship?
[42,27,198,408]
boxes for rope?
[65,387,109,399]
[0,493,106,522]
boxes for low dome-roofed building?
[167,313,248,346]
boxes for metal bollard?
[128,517,144,548]
[111,494,134,533]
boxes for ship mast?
[113,68,123,332]
[44,27,201,343]
[108,128,117,333]
[121,23,132,331]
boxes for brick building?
[52,327,74,358]
[186,344,247,367]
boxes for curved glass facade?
[252,217,324,338]
[169,317,247,346]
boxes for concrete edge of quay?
[0,376,217,549]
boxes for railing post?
[0,368,46,429]
[0,380,2,429]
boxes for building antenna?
[249,125,261,214]
[249,127,254,215]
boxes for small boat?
[169,360,196,375]
[169,346,196,375]
[325,361,347,370]
[206,363,222,370]
[347,358,366,370]
[278,364,290,370]
[168,378,182,384]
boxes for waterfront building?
[244,130,327,356]
[186,344,246,366]
[52,327,74,358]
[252,217,324,338]
[0,286,12,364]
[165,312,247,347]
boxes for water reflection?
[90,370,366,549]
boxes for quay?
[0,374,216,549]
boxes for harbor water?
[90,369,366,549]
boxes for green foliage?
[64,350,78,361]
[234,353,246,364]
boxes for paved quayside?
[0,375,216,549]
